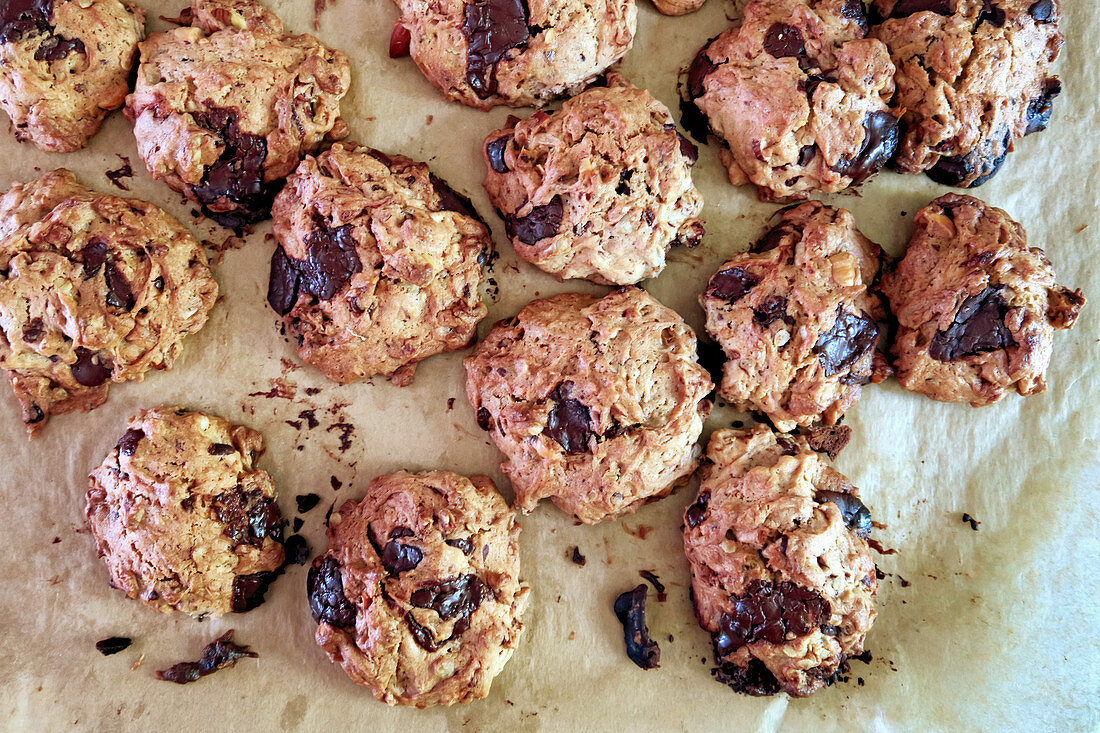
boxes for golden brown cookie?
[682,425,877,697]
[86,407,286,617]
[308,470,528,707]
[0,170,217,437]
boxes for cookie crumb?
[155,631,256,684]
[807,425,852,460]
[568,546,586,566]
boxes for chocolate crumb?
[155,631,256,684]
[613,585,660,669]
[638,570,667,602]
[568,546,586,566]
[446,397,456,411]
[292,517,303,533]
[962,513,981,531]
[105,156,133,191]
[95,637,132,656]
[284,534,311,565]
[806,425,852,460]
[326,422,355,452]
[330,476,342,491]
[295,493,321,514]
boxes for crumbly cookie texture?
[0,170,217,437]
[125,0,351,228]
[465,288,713,524]
[701,201,887,432]
[267,143,491,386]
[683,425,877,697]
[681,0,898,201]
[482,71,704,286]
[391,0,636,109]
[0,0,144,152]
[870,0,1062,188]
[86,407,286,617]
[308,470,528,707]
[881,193,1083,406]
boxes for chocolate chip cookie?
[700,201,887,432]
[465,287,713,524]
[0,0,144,152]
[881,193,1083,405]
[267,143,491,386]
[482,71,704,286]
[390,0,636,109]
[125,0,351,228]
[308,470,528,707]
[681,0,898,201]
[870,0,1063,187]
[682,425,877,697]
[86,407,286,616]
[0,170,218,437]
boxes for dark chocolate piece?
[707,267,759,303]
[507,196,564,244]
[613,584,660,669]
[829,111,898,183]
[430,173,481,222]
[713,579,829,655]
[763,23,804,59]
[95,636,132,656]
[307,557,357,629]
[639,570,666,602]
[928,286,1015,361]
[71,347,111,387]
[962,512,980,531]
[713,655,781,696]
[207,443,236,456]
[543,382,593,454]
[680,41,719,142]
[295,493,321,514]
[1028,0,1054,22]
[815,490,872,538]
[117,428,144,457]
[231,571,280,613]
[190,108,277,228]
[445,537,475,555]
[106,156,133,191]
[155,630,257,684]
[407,574,487,649]
[462,0,529,98]
[486,135,511,173]
[380,540,424,574]
[212,489,284,547]
[812,308,878,376]
[1025,78,1060,135]
[284,533,310,564]
[569,546,586,566]
[888,0,953,17]
[685,490,709,528]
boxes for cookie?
[125,0,351,228]
[482,71,704,286]
[881,193,1083,405]
[390,0,636,109]
[870,0,1063,187]
[0,170,218,437]
[308,470,528,707]
[267,143,491,386]
[86,407,286,617]
[700,201,887,432]
[0,0,144,152]
[465,287,712,524]
[650,0,707,15]
[682,425,877,697]
[681,0,898,201]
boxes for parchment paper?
[0,1,1096,730]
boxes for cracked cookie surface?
[86,407,286,616]
[882,193,1083,405]
[465,287,712,524]
[308,470,528,707]
[682,425,877,697]
[482,71,704,286]
[267,143,491,386]
[0,169,217,436]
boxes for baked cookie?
[389,0,636,109]
[681,0,898,201]
[682,425,877,697]
[700,201,887,432]
[465,287,712,524]
[0,170,217,437]
[0,0,144,152]
[125,0,351,228]
[482,71,704,286]
[650,0,706,15]
[881,193,1083,405]
[308,470,528,707]
[86,407,286,616]
[267,143,491,386]
[870,0,1063,187]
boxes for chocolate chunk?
[1025,79,1061,135]
[543,382,593,454]
[33,33,82,61]
[1028,0,1054,22]
[155,630,257,684]
[207,443,236,456]
[405,611,443,651]
[388,23,410,58]
[21,317,44,342]
[284,533,311,564]
[430,174,480,221]
[929,286,1015,361]
[380,540,424,574]
[81,240,108,278]
[889,0,952,17]
[71,347,111,387]
[763,24,804,59]
[307,557,357,629]
[476,406,493,431]
[462,0,530,99]
[616,169,633,195]
[713,580,830,655]
[685,490,709,528]
[507,196,563,244]
[797,144,817,166]
[977,0,1006,27]
[446,538,474,555]
[830,111,898,183]
[26,403,44,424]
[486,135,511,173]
[103,261,134,310]
[212,489,284,547]
[407,574,487,649]
[928,132,1010,187]
[231,571,280,612]
[751,222,797,254]
[681,41,719,142]
[191,108,276,228]
[775,435,799,456]
[117,428,144,457]
[569,546,586,566]
[812,308,878,376]
[613,585,660,669]
[695,338,725,389]
[299,222,362,300]
[639,570,667,602]
[266,246,299,316]
[95,636,132,655]
[841,0,869,33]
[962,512,980,531]
[807,425,852,460]
[815,489,872,538]
[707,267,759,303]
[753,295,790,327]
[0,0,53,44]
[713,656,781,696]
[153,276,164,291]
[295,493,321,514]
[676,132,699,165]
